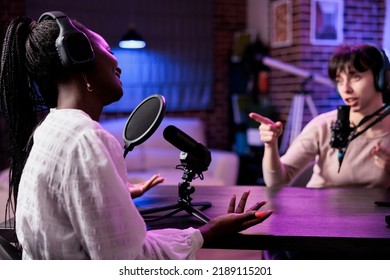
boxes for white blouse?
[16,109,203,259]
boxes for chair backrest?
[0,235,21,260]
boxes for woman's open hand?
[371,142,390,172]
[199,190,272,246]
[128,174,165,198]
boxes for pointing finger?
[248,112,275,126]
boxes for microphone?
[330,105,353,172]
[163,125,211,173]
[163,125,200,154]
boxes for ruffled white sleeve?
[136,227,203,260]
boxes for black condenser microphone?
[164,125,199,154]
[330,105,353,172]
[163,125,211,172]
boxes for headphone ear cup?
[375,49,389,91]
[375,48,390,103]
[55,25,95,69]
[38,11,95,70]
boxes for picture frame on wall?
[310,0,344,45]
[271,0,292,48]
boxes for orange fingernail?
[255,212,267,219]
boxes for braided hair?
[0,16,66,223]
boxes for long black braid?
[0,16,65,229]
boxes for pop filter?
[123,94,166,157]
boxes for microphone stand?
[350,104,390,140]
[279,76,318,154]
[139,166,212,223]
[338,103,390,171]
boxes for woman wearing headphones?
[250,44,390,260]
[250,43,390,189]
[0,12,272,259]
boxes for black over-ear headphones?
[38,11,95,70]
[374,47,390,103]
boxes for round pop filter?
[123,94,166,157]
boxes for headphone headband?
[38,11,68,21]
[38,11,95,70]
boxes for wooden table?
[134,184,390,255]
[2,184,390,255]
